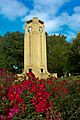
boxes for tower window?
[41,68,43,73]
[29,68,32,72]
[28,26,32,32]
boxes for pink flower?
[56,115,60,120]
[8,106,20,119]
[0,115,6,120]
[2,96,6,101]
[8,112,13,119]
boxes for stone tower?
[24,17,49,78]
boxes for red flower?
[22,80,29,90]
[38,83,45,88]
[30,85,36,92]
[31,98,38,105]
[35,100,50,113]
[39,79,45,83]
[4,107,9,114]
[47,80,53,85]
[53,87,59,93]
[7,84,23,102]
[36,90,43,96]
[61,87,68,94]
[43,91,51,99]
[26,72,36,80]
[38,83,46,91]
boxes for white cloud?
[23,0,70,20]
[68,13,80,31]
[45,17,63,33]
[33,0,70,15]
[0,0,28,20]
[73,6,80,13]
[22,0,70,32]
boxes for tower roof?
[26,17,44,24]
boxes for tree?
[47,34,70,77]
[68,32,80,75]
[0,32,24,73]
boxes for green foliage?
[68,32,80,75]
[46,32,80,76]
[59,93,80,120]
[0,32,24,73]
[47,34,70,77]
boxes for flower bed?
[0,68,80,120]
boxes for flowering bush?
[0,68,80,120]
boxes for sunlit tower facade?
[24,17,49,78]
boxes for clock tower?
[24,17,49,78]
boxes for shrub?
[0,69,80,120]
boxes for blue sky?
[0,0,80,41]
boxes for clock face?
[39,27,43,32]
[28,26,32,32]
